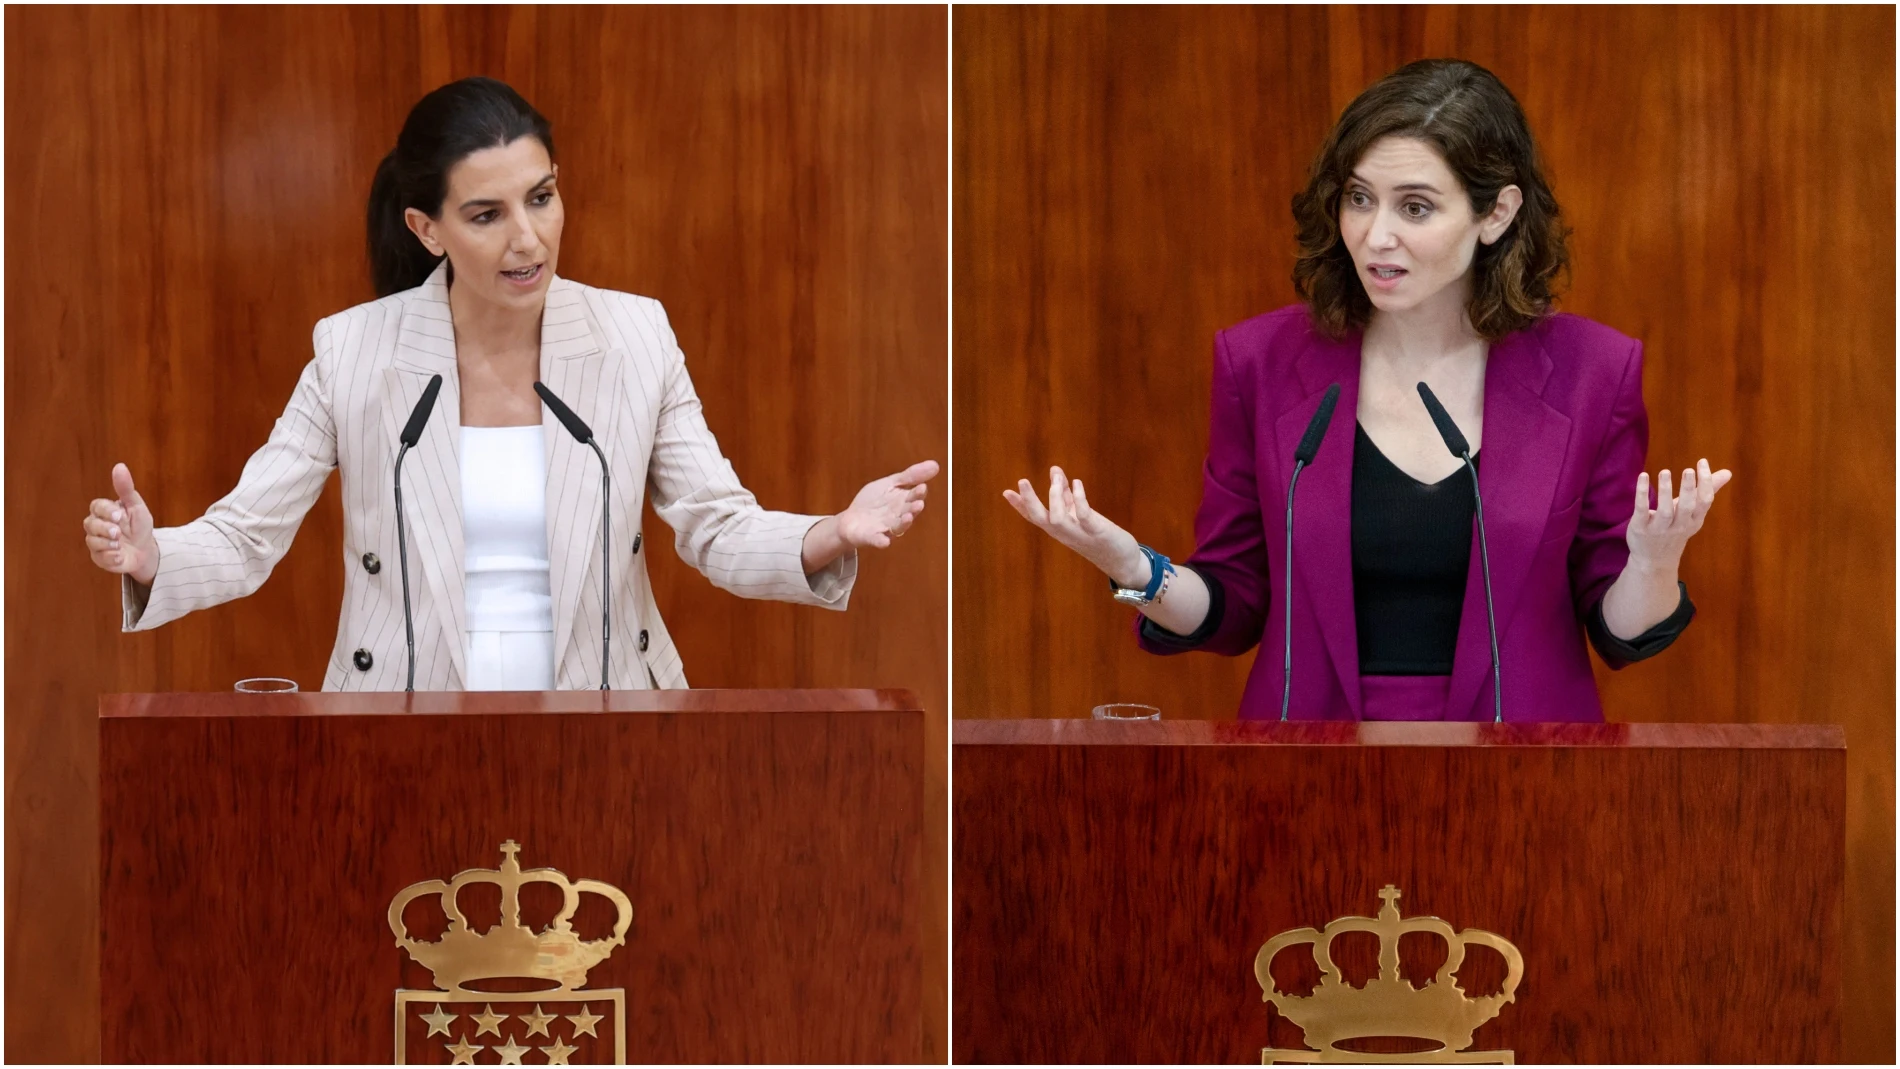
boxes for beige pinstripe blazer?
[122,260,855,690]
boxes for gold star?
[472,1004,508,1037]
[519,1003,557,1037]
[444,1034,483,1065]
[565,1004,603,1038]
[541,1037,579,1065]
[494,1035,531,1064]
[419,1004,457,1038]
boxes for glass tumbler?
[234,677,299,693]
[1092,703,1161,720]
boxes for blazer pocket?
[1538,495,1584,545]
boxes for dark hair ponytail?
[366,77,556,298]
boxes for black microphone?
[534,381,594,443]
[393,373,443,692]
[1416,382,1502,723]
[533,382,612,690]
[1294,383,1341,465]
[1417,383,1471,457]
[1283,383,1341,721]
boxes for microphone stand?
[392,372,442,694]
[1416,382,1503,723]
[1282,382,1341,721]
[1281,460,1306,722]
[588,438,610,691]
[394,441,419,693]
[534,381,612,690]
[1463,448,1502,724]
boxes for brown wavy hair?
[1291,59,1571,341]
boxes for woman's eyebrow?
[1348,172,1442,194]
[458,173,557,211]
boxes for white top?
[460,425,555,634]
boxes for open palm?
[1627,458,1732,568]
[836,460,938,548]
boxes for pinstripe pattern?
[122,259,856,690]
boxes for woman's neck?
[447,275,543,360]
[1362,284,1484,370]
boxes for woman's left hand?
[837,459,940,548]
[799,460,939,577]
[1626,458,1732,570]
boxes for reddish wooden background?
[5,5,947,1062]
[102,691,926,1063]
[952,5,1893,1060]
[953,720,1844,1063]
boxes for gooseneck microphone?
[1283,383,1342,721]
[1415,382,1502,723]
[533,382,612,690]
[393,373,444,693]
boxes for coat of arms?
[1255,885,1524,1064]
[390,841,631,1064]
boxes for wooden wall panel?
[952,5,1892,1061]
[6,5,947,1062]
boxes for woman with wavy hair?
[82,77,936,691]
[1005,59,1729,722]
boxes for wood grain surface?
[953,717,1847,751]
[7,6,947,1061]
[104,686,921,719]
[101,692,926,1063]
[953,722,1843,1063]
[951,6,1892,1059]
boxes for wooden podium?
[101,689,928,1064]
[953,719,1843,1064]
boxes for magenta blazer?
[1139,305,1655,722]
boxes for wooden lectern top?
[955,716,1844,749]
[103,686,922,719]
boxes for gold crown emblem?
[388,840,633,996]
[1254,885,1524,1063]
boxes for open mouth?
[1369,266,1407,280]
[501,263,543,284]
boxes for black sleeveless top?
[1350,423,1477,675]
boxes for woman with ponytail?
[82,77,937,690]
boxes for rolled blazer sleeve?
[1568,336,1693,668]
[1567,338,1647,623]
[123,321,339,631]
[1137,328,1271,656]
[639,300,855,609]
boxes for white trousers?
[465,630,557,691]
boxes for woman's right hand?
[85,463,159,586]
[1003,465,1151,588]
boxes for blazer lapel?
[537,278,618,682]
[1278,331,1363,718]
[1444,329,1571,721]
[383,260,466,688]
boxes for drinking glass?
[234,677,299,693]
[1092,703,1160,720]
